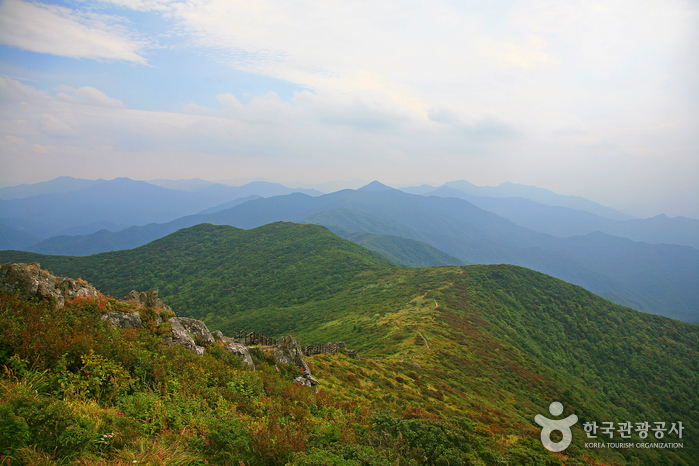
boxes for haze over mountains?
[1,177,697,323]
[419,184,699,249]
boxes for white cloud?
[39,113,75,136]
[160,0,697,139]
[0,0,148,63]
[57,86,124,108]
[0,74,46,102]
[480,34,553,69]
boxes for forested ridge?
[1,222,697,465]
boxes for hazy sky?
[0,0,697,218]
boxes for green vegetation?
[0,223,394,327]
[0,291,585,465]
[332,228,466,268]
[1,222,697,465]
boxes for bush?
[0,373,97,459]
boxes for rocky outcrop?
[272,335,321,389]
[293,374,320,389]
[167,317,205,357]
[122,289,172,313]
[212,331,254,366]
[100,311,144,329]
[274,335,312,375]
[0,262,99,309]
[178,317,215,346]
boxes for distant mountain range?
[0,177,323,238]
[2,177,697,321]
[418,185,699,249]
[401,180,634,220]
[0,176,103,200]
[1,180,697,322]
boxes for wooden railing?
[234,330,278,346]
[233,330,359,359]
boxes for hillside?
[1,223,697,465]
[331,228,466,267]
[0,223,395,321]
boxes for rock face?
[0,262,99,309]
[178,317,215,346]
[271,335,320,389]
[100,311,144,329]
[212,331,254,366]
[123,289,172,313]
[274,335,311,375]
[168,317,205,357]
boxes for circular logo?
[535,402,578,452]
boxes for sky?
[0,0,697,218]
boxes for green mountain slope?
[1,222,697,465]
[330,227,466,267]
[0,223,394,321]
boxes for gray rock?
[225,342,254,367]
[293,374,320,391]
[274,335,312,375]
[100,310,143,329]
[168,317,205,356]
[123,289,172,313]
[123,290,140,302]
[0,262,99,309]
[178,317,215,346]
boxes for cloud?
[100,0,173,12]
[294,90,414,132]
[480,34,553,69]
[39,114,74,136]
[57,86,124,108]
[0,74,46,102]
[0,0,148,63]
[181,102,216,115]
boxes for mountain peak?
[357,181,394,192]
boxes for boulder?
[167,317,205,357]
[225,342,255,367]
[178,317,215,346]
[0,262,99,309]
[294,374,320,389]
[100,310,144,329]
[274,335,312,375]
